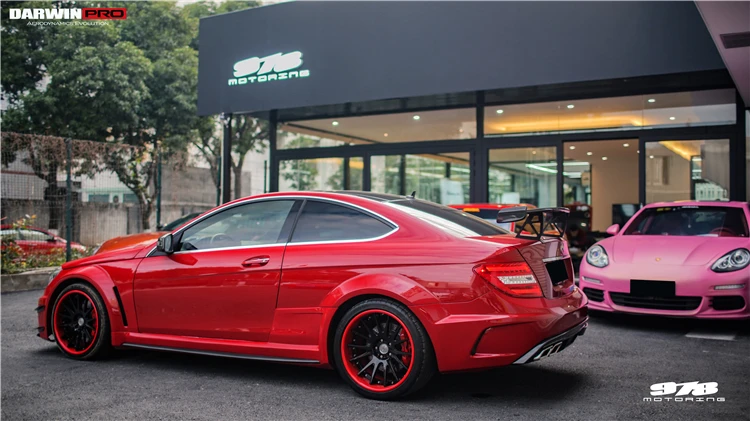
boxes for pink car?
[579,201,750,319]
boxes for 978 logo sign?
[644,381,725,402]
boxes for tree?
[2,19,151,230]
[280,136,320,190]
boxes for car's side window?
[0,229,20,241]
[20,229,54,242]
[291,201,394,243]
[178,200,295,251]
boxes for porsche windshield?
[623,206,748,237]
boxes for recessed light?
[669,116,676,121]
[623,143,629,147]
[413,115,420,120]
[532,150,537,155]
[567,104,575,109]
[569,146,576,150]
[500,127,507,131]
[602,157,608,161]
[649,155,654,159]
[586,152,593,156]
[496,109,504,114]
[647,99,656,103]
[383,133,389,137]
[459,128,464,133]
[332,121,339,126]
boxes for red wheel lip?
[341,309,415,393]
[52,290,99,356]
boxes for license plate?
[631,280,675,297]
[533,341,563,361]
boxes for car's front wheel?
[51,283,111,360]
[333,298,436,400]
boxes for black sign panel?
[198,1,723,115]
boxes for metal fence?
[1,133,223,268]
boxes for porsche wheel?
[334,299,435,400]
[51,283,111,360]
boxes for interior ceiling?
[696,1,750,105]
[285,89,735,145]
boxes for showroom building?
[198,1,749,232]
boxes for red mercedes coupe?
[37,192,588,400]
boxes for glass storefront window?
[488,147,557,207]
[278,108,476,149]
[484,89,735,136]
[349,157,364,190]
[371,153,471,204]
[645,139,730,203]
[746,110,749,201]
[279,158,344,191]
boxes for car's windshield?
[388,200,510,237]
[623,206,748,237]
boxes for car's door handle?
[242,256,270,267]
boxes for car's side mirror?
[157,233,175,254]
[606,224,620,235]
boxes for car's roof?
[643,201,748,209]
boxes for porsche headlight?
[586,244,609,268]
[48,267,62,285]
[711,249,750,273]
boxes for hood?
[62,244,147,269]
[95,232,165,255]
[604,235,750,266]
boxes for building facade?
[198,1,749,232]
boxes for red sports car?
[1,225,86,254]
[36,192,588,400]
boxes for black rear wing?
[497,206,569,240]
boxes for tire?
[333,298,436,400]
[51,283,111,360]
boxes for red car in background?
[1,225,86,254]
[38,192,587,400]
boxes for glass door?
[644,139,731,203]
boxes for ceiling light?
[496,109,504,114]
[649,155,654,159]
[623,143,629,147]
[332,121,339,126]
[569,146,576,150]
[383,133,388,137]
[669,116,676,121]
[500,127,506,131]
[602,157,608,161]
[532,150,537,155]
[566,104,575,109]
[647,99,656,103]
[413,115,420,121]
[586,152,593,156]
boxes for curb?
[1,267,57,293]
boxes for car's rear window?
[388,200,510,237]
[623,206,749,237]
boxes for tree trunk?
[138,194,153,231]
[233,154,246,199]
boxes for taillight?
[473,262,543,298]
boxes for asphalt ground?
[2,289,749,421]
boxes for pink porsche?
[579,201,749,319]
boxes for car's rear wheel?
[51,283,111,360]
[333,298,435,400]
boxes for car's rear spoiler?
[497,206,569,240]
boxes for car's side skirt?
[121,343,319,364]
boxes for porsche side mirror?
[157,233,174,254]
[606,224,620,235]
[497,206,528,223]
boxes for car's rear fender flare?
[47,266,126,336]
[318,273,441,367]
